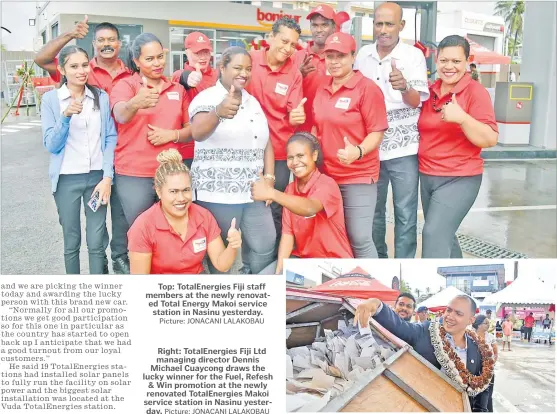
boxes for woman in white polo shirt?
[189,46,276,274]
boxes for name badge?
[192,237,207,253]
[166,92,180,101]
[335,97,351,110]
[275,82,289,96]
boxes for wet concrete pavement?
[383,159,556,258]
[491,340,555,412]
[1,115,556,273]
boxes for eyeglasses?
[95,37,118,44]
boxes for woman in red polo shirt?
[312,32,388,258]
[110,33,192,227]
[128,149,241,274]
[251,132,353,274]
[418,35,498,258]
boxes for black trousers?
[524,327,533,341]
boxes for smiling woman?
[41,45,117,275]
[251,132,354,274]
[417,35,499,259]
[127,149,241,275]
[188,46,277,275]
[110,33,193,229]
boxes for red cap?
[307,4,336,21]
[185,32,212,53]
[324,32,356,54]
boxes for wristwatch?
[401,82,411,94]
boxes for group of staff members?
[38,2,498,275]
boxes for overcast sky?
[285,259,557,293]
[1,1,499,51]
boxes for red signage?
[257,8,301,28]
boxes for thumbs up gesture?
[441,94,467,125]
[289,97,307,126]
[337,137,361,165]
[216,85,241,119]
[187,63,203,88]
[250,171,275,203]
[389,59,408,91]
[133,76,160,109]
[71,15,89,40]
[226,218,242,249]
[63,99,84,117]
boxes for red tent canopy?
[311,277,400,301]
[465,37,511,65]
[311,266,400,301]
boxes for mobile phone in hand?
[88,191,100,212]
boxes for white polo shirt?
[188,81,270,204]
[355,41,430,161]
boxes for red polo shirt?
[171,64,219,101]
[313,71,388,184]
[50,57,132,94]
[283,170,354,258]
[294,43,329,133]
[110,73,191,177]
[524,315,535,328]
[128,202,221,274]
[246,49,303,160]
[418,74,498,176]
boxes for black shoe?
[103,256,109,274]
[113,255,130,274]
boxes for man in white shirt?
[354,2,429,258]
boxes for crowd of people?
[38,2,498,274]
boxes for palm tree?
[495,1,525,61]
[400,280,412,294]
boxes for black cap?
[417,306,428,313]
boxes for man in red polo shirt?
[34,17,132,274]
[524,312,535,342]
[246,17,305,242]
[294,4,337,133]
[172,32,219,101]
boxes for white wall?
[1,1,37,51]
[521,1,557,149]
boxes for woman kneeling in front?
[128,149,241,274]
[252,132,354,275]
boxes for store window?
[215,30,264,61]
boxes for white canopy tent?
[417,286,471,312]
[481,275,556,307]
